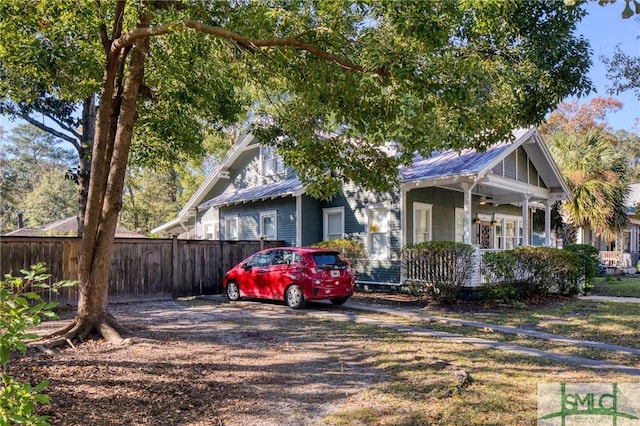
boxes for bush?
[1,263,75,426]
[400,241,475,303]
[482,247,581,303]
[563,244,600,289]
[311,239,367,271]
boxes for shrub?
[1,263,75,426]
[482,247,581,302]
[400,241,475,303]
[312,239,367,271]
[563,244,600,288]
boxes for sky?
[0,3,639,136]
[574,1,639,132]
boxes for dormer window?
[261,145,284,176]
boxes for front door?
[479,222,492,249]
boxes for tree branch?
[112,20,388,77]
[20,114,81,151]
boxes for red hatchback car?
[222,247,355,309]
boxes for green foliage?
[0,263,76,426]
[0,375,51,426]
[311,239,367,272]
[1,0,593,201]
[482,247,582,304]
[546,124,630,243]
[400,241,475,304]
[563,244,600,286]
[20,170,77,228]
[0,125,78,232]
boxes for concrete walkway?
[321,297,640,376]
[578,295,640,304]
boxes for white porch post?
[460,182,474,244]
[543,200,551,247]
[521,194,531,246]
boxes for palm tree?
[548,129,630,245]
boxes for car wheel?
[285,285,306,309]
[226,281,241,301]
[330,297,348,305]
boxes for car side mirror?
[242,262,251,271]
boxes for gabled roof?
[398,127,570,201]
[198,178,304,209]
[399,141,513,183]
[178,132,259,217]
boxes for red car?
[222,247,355,309]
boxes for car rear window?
[311,252,347,268]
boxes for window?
[368,207,389,258]
[203,222,218,240]
[260,211,277,240]
[323,207,344,241]
[247,251,272,268]
[261,145,284,176]
[413,203,432,243]
[224,217,238,240]
[504,219,520,249]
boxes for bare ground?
[8,295,416,426]
[8,292,570,425]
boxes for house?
[592,183,640,271]
[153,127,570,289]
[5,216,146,238]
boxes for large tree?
[0,0,593,345]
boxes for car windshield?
[311,252,347,268]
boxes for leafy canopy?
[1,0,593,200]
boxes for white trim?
[366,205,391,259]
[259,210,278,240]
[454,207,465,243]
[179,133,257,218]
[260,145,284,177]
[412,202,433,243]
[323,206,345,241]
[224,216,239,240]
[202,220,218,240]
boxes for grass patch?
[420,298,640,350]
[322,331,634,425]
[593,275,640,297]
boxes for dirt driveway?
[9,297,400,426]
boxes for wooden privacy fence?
[0,236,284,303]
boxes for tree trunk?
[47,6,150,346]
[76,94,96,238]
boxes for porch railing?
[599,251,634,267]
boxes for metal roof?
[399,142,512,183]
[399,128,533,183]
[198,178,304,209]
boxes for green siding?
[517,147,528,183]
[301,195,322,246]
[219,198,297,245]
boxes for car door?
[242,250,273,298]
[267,249,295,298]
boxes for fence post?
[172,235,178,298]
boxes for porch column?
[521,194,531,246]
[460,182,474,244]
[543,200,551,247]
